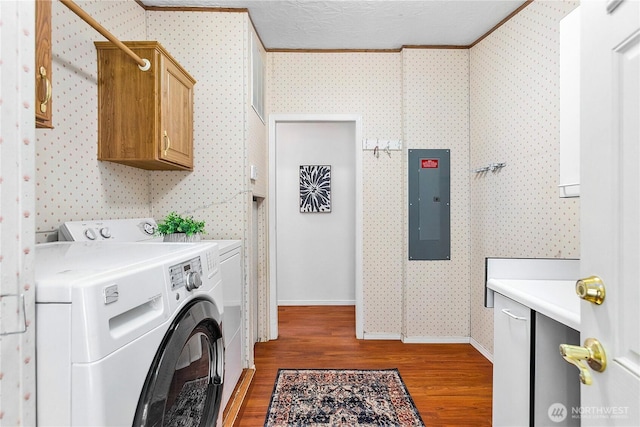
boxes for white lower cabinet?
[493,293,532,426]
[493,293,580,426]
[533,313,580,426]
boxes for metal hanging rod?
[60,0,151,71]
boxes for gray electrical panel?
[408,149,450,260]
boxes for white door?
[579,0,640,425]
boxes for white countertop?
[487,278,580,331]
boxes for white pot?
[163,233,202,242]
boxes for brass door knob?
[576,276,606,305]
[559,338,607,385]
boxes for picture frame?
[299,165,331,213]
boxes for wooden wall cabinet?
[36,0,53,128]
[95,41,196,171]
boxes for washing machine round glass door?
[133,300,224,426]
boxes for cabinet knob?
[559,338,607,385]
[576,275,606,305]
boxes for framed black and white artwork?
[299,165,331,213]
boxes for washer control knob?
[100,227,111,239]
[84,228,97,240]
[185,271,202,291]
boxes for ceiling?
[139,0,530,50]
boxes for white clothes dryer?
[35,241,224,426]
[214,240,243,410]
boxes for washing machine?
[35,240,224,426]
[57,218,244,419]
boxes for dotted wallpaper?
[35,0,149,243]
[0,2,37,424]
[269,52,405,335]
[469,0,580,354]
[362,151,404,335]
[247,26,269,346]
[403,49,471,339]
[146,11,249,240]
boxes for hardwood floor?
[235,306,493,426]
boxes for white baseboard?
[470,337,493,363]
[350,332,494,364]
[362,332,402,340]
[277,300,355,306]
[401,336,471,344]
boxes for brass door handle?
[576,276,606,305]
[559,338,606,385]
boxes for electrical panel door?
[408,149,450,260]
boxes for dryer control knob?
[100,227,111,239]
[185,271,202,291]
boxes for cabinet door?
[160,57,194,169]
[534,313,580,426]
[35,0,53,128]
[493,293,531,426]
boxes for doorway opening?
[268,114,363,339]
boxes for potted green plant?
[156,211,206,242]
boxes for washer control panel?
[169,256,203,291]
[58,218,159,242]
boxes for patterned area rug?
[265,369,425,427]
